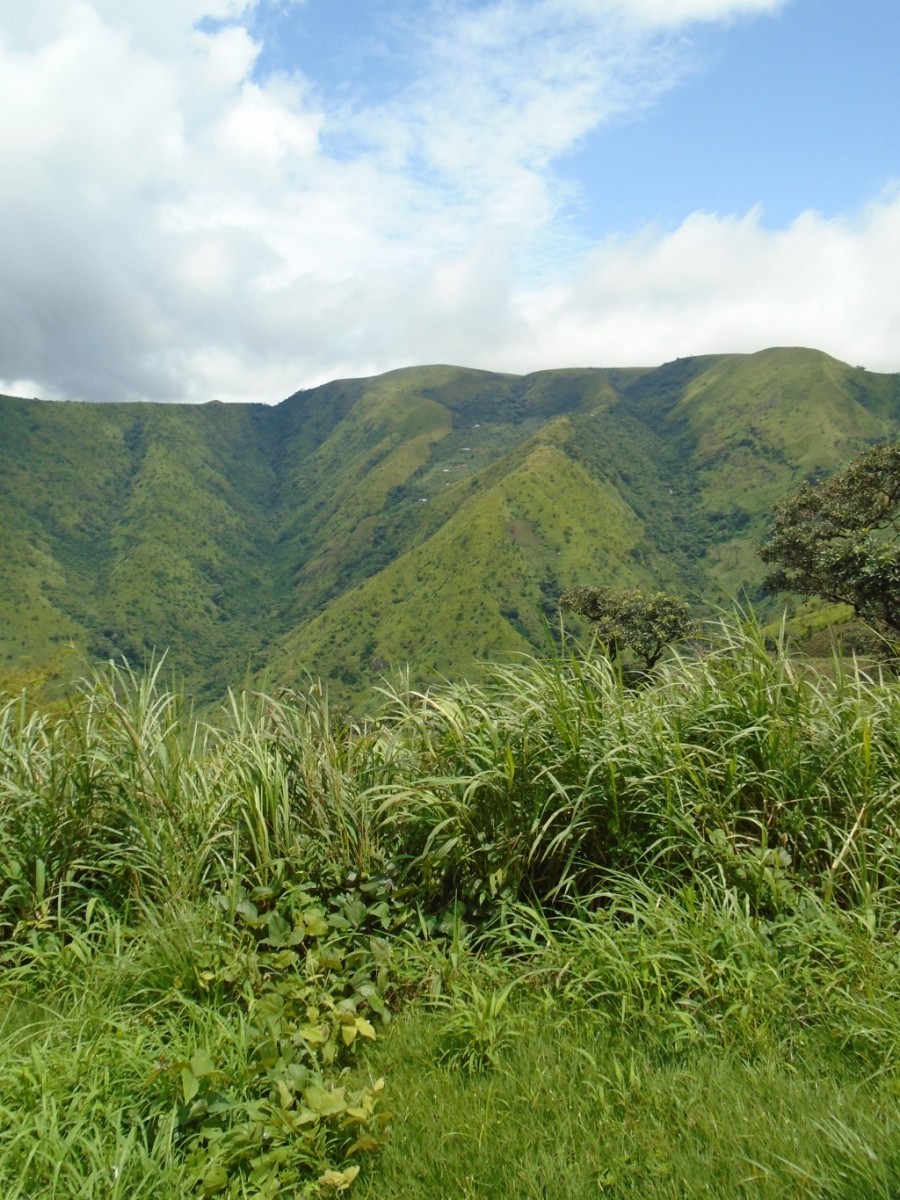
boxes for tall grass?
[5,618,900,930]
[0,660,217,931]
[211,681,399,889]
[2,617,900,1195]
[374,617,900,914]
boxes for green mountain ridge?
[3,348,899,702]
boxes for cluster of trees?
[563,440,900,666]
[759,441,900,637]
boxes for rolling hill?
[3,348,899,703]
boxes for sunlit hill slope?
[3,347,899,702]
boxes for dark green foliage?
[761,440,900,635]
[560,585,694,668]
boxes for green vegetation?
[5,356,900,1195]
[761,439,900,636]
[3,619,900,1196]
[4,347,900,705]
[560,585,694,668]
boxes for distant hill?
[3,348,899,703]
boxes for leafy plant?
[435,978,518,1073]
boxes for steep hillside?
[2,348,899,702]
[0,398,282,695]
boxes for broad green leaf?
[181,1067,200,1104]
[316,949,344,970]
[263,948,296,970]
[304,1083,347,1116]
[298,1023,327,1045]
[190,1049,216,1077]
[317,1165,360,1192]
[303,908,329,937]
[347,1133,382,1156]
[199,1165,229,1194]
[266,911,291,946]
[345,1104,372,1123]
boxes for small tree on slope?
[559,586,694,670]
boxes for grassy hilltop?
[3,347,899,701]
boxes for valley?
[3,347,899,702]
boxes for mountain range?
[3,347,900,704]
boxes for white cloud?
[502,193,900,372]
[192,24,260,89]
[0,0,896,406]
[614,0,786,27]
[0,377,64,402]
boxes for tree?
[559,585,694,669]
[759,441,900,636]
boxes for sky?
[1,0,898,404]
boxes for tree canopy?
[559,586,694,669]
[759,441,900,636]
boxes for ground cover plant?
[2,619,900,1196]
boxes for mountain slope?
[3,348,899,702]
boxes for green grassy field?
[2,619,900,1196]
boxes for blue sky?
[1,0,898,403]
[250,0,899,232]
[569,1,900,232]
